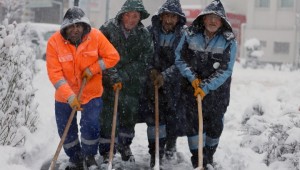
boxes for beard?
[68,34,82,45]
[163,24,176,32]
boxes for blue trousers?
[55,97,102,163]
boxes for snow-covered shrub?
[0,0,26,23]
[241,102,300,169]
[0,20,39,146]
[240,102,268,153]
[243,38,264,69]
[241,102,265,125]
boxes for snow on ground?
[0,60,300,170]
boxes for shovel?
[153,85,160,170]
[107,87,120,170]
[49,78,87,170]
[196,94,204,170]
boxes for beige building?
[79,0,246,28]
[23,0,300,66]
[18,0,246,30]
[241,0,300,66]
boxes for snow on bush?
[240,101,300,169]
[0,19,39,146]
[243,38,264,69]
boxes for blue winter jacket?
[175,0,237,109]
[147,0,186,104]
[139,0,186,127]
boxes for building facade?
[242,0,300,67]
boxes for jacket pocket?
[58,54,73,62]
[58,54,74,73]
[81,51,99,70]
[211,55,223,62]
[82,50,98,58]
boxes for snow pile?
[0,19,39,146]
[240,95,300,170]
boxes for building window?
[278,0,294,8]
[274,42,290,54]
[255,0,270,8]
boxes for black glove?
[150,69,159,82]
[154,73,164,88]
[149,69,164,88]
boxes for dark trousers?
[55,97,102,163]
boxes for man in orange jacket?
[46,7,120,170]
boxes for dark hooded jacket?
[99,0,153,126]
[175,0,237,135]
[148,0,186,79]
[140,0,186,131]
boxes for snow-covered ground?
[1,60,300,170]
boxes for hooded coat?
[46,6,120,163]
[148,0,186,82]
[175,0,237,136]
[99,0,153,146]
[46,6,120,104]
[141,0,187,137]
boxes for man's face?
[203,14,222,34]
[65,23,84,43]
[122,11,141,31]
[160,12,179,32]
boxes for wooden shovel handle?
[154,85,160,170]
[108,87,120,170]
[197,94,204,170]
[49,78,87,170]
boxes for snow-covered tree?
[0,0,27,23]
[243,38,264,69]
[0,19,39,146]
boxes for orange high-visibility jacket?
[46,28,120,104]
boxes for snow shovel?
[154,85,160,170]
[196,94,204,170]
[107,87,120,170]
[49,78,87,170]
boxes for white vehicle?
[19,23,60,60]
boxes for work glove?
[194,87,206,100]
[191,78,201,90]
[113,82,122,91]
[68,95,83,111]
[154,73,164,88]
[81,68,93,81]
[149,69,159,82]
[150,69,164,88]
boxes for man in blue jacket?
[175,0,237,168]
[140,0,186,168]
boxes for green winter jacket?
[100,0,153,129]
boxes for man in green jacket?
[98,0,153,166]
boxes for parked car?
[18,23,60,60]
